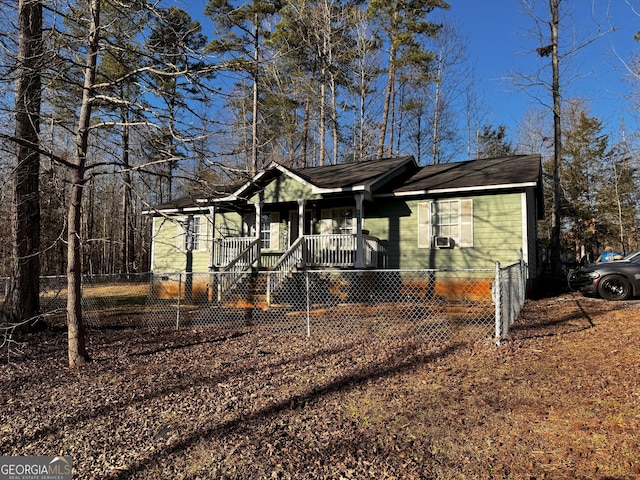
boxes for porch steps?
[219,268,301,309]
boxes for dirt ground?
[1,292,639,479]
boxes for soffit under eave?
[375,181,541,200]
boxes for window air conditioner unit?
[434,236,453,248]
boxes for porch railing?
[267,236,305,304]
[303,234,356,267]
[217,238,259,301]
[215,234,385,273]
[363,235,386,268]
[303,234,383,268]
[212,236,256,267]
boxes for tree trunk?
[3,0,43,330]
[120,104,134,274]
[67,0,101,368]
[251,13,259,175]
[301,94,310,167]
[377,41,396,159]
[549,0,563,276]
[431,55,442,165]
[330,72,338,165]
[319,66,326,166]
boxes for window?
[432,200,459,239]
[186,217,201,251]
[320,207,355,234]
[178,216,206,252]
[336,208,354,234]
[244,212,280,250]
[418,199,473,248]
[260,214,272,249]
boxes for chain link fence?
[1,262,527,344]
[143,269,497,342]
[494,260,527,341]
[1,274,152,330]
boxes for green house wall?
[364,192,526,270]
[214,211,244,238]
[249,174,321,204]
[151,212,244,274]
[151,189,534,274]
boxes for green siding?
[249,175,321,204]
[152,191,533,273]
[152,214,212,273]
[364,193,525,270]
[214,212,243,238]
[152,217,185,273]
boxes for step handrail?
[218,238,260,300]
[267,236,305,304]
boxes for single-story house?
[146,154,543,299]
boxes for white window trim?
[320,207,356,235]
[260,212,280,251]
[417,199,473,248]
[176,215,208,252]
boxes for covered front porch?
[209,192,386,273]
[211,232,387,271]
[210,230,386,305]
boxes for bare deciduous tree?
[66,0,101,367]
[514,0,612,276]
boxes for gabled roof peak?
[238,155,418,197]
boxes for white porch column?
[208,205,216,271]
[355,193,364,268]
[254,202,262,269]
[297,199,305,239]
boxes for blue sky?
[443,1,640,140]
[183,0,640,147]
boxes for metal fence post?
[266,272,271,306]
[520,257,527,314]
[306,271,311,337]
[176,273,182,330]
[494,262,502,344]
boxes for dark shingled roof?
[391,155,542,194]
[150,195,204,212]
[290,155,416,189]
[149,155,542,213]
[147,185,238,213]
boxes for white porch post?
[254,202,262,269]
[208,205,216,271]
[298,199,306,267]
[355,193,364,268]
[297,199,305,239]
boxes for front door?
[288,209,313,245]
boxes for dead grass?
[0,292,639,479]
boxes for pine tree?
[3,0,43,330]
[562,103,609,258]
[146,6,207,200]
[205,0,282,174]
[367,0,448,158]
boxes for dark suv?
[567,251,640,300]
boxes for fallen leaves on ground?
[1,292,639,479]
